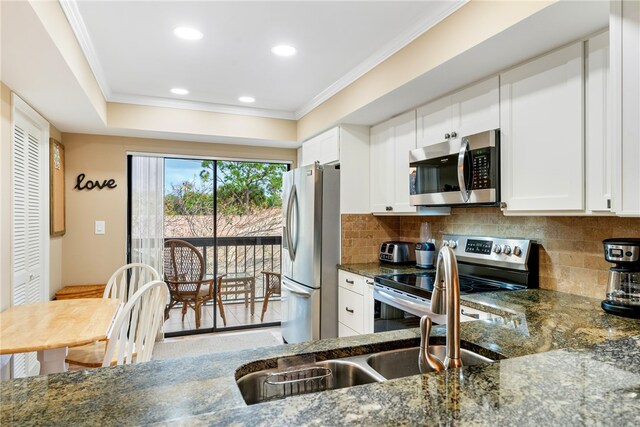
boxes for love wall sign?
[74,173,118,191]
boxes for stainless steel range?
[373,234,538,332]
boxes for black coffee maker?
[602,238,640,318]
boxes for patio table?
[0,298,121,375]
[216,273,256,316]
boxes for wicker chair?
[260,271,282,322]
[163,239,223,329]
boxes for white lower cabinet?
[338,270,374,336]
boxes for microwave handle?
[457,137,471,203]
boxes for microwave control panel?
[472,149,491,189]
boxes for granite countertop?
[3,288,640,426]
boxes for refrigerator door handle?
[286,184,298,261]
[282,280,311,298]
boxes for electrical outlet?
[95,220,105,235]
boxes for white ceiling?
[63,0,466,120]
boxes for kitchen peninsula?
[3,288,640,426]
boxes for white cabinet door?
[500,42,585,212]
[370,111,417,214]
[417,76,499,148]
[586,31,612,213]
[392,111,417,213]
[453,75,500,138]
[417,96,452,148]
[300,127,339,166]
[611,0,640,216]
[370,121,395,213]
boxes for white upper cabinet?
[500,41,585,213]
[417,76,499,148]
[299,125,370,214]
[586,31,612,213]
[611,0,640,216]
[300,127,340,166]
[370,111,417,214]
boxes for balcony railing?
[164,236,282,302]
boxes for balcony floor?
[163,299,281,334]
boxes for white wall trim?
[293,0,469,119]
[127,151,293,165]
[59,0,113,100]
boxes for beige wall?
[342,209,640,300]
[297,0,555,140]
[61,133,296,286]
[108,103,297,143]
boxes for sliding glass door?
[128,155,287,336]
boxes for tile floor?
[164,299,281,334]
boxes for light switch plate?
[95,220,105,235]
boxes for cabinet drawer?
[338,270,365,295]
[338,322,360,337]
[338,287,364,334]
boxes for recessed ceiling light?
[238,96,255,103]
[173,27,203,41]
[271,45,297,57]
[170,88,189,95]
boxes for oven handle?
[373,286,435,318]
[457,137,471,203]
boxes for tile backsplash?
[341,208,640,299]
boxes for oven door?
[373,285,447,332]
[409,130,499,206]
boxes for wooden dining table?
[0,298,121,375]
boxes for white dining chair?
[104,263,161,303]
[102,280,168,366]
[65,280,169,368]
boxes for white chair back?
[102,280,168,367]
[104,263,160,303]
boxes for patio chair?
[260,271,281,322]
[163,239,224,329]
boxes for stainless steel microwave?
[409,129,500,207]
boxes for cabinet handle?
[444,133,450,139]
[450,131,457,138]
[345,307,354,313]
[607,199,611,209]
[385,206,393,211]
[345,279,354,284]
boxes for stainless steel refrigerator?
[281,163,340,343]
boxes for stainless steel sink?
[237,360,382,405]
[237,344,498,405]
[366,345,494,380]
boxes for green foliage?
[164,160,287,217]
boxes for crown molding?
[59,0,112,99]
[294,0,469,119]
[109,93,297,120]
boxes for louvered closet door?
[11,96,48,378]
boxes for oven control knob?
[442,240,449,247]
[448,240,458,249]
[502,245,512,255]
[493,245,501,254]
[513,246,522,256]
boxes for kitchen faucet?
[419,245,463,372]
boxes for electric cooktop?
[375,272,527,301]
